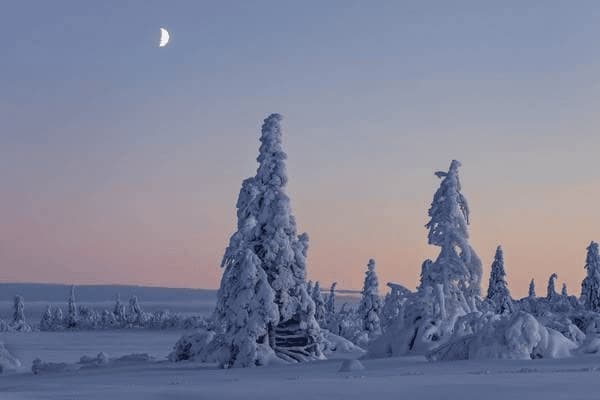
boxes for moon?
[159,28,170,48]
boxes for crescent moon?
[159,28,170,47]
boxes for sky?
[2,1,600,297]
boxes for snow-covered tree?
[311,281,326,325]
[486,246,513,314]
[217,249,279,368]
[67,285,78,328]
[529,279,536,298]
[127,296,145,326]
[325,282,337,315]
[11,295,30,332]
[561,283,568,296]
[218,114,322,363]
[13,296,25,325]
[581,241,600,312]
[423,160,482,318]
[39,305,53,331]
[306,281,314,297]
[52,307,64,328]
[114,294,125,323]
[358,259,382,336]
[547,273,558,300]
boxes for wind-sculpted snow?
[0,342,21,373]
[428,312,577,361]
[32,352,155,375]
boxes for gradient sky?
[2,1,600,297]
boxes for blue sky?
[2,1,600,295]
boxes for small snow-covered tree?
[325,282,337,315]
[529,279,536,298]
[219,114,322,362]
[40,305,53,331]
[561,283,568,296]
[424,160,482,318]
[114,294,125,323]
[217,249,279,368]
[52,306,64,328]
[358,259,382,336]
[581,241,600,312]
[12,295,31,332]
[127,296,145,326]
[67,285,78,328]
[486,246,513,314]
[13,295,25,325]
[311,281,326,325]
[547,273,558,300]
[306,281,314,297]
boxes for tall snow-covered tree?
[13,295,25,324]
[581,241,600,311]
[424,160,482,318]
[486,246,513,314]
[325,282,337,315]
[217,249,279,368]
[529,279,536,298]
[311,281,326,325]
[547,273,558,300]
[358,259,382,336]
[67,285,78,328]
[219,114,322,363]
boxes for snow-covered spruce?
[11,295,31,332]
[211,114,322,365]
[381,282,412,330]
[547,273,558,300]
[215,249,279,368]
[358,259,382,338]
[368,160,483,358]
[325,282,337,316]
[312,281,327,325]
[424,160,482,317]
[67,285,78,328]
[529,279,536,298]
[581,241,600,312]
[486,246,514,314]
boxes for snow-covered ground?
[2,330,600,399]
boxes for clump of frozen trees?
[365,160,600,361]
[38,287,207,331]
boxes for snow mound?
[32,359,74,375]
[0,342,21,373]
[79,352,110,367]
[338,359,365,372]
[169,329,219,363]
[428,312,576,361]
[322,330,366,358]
